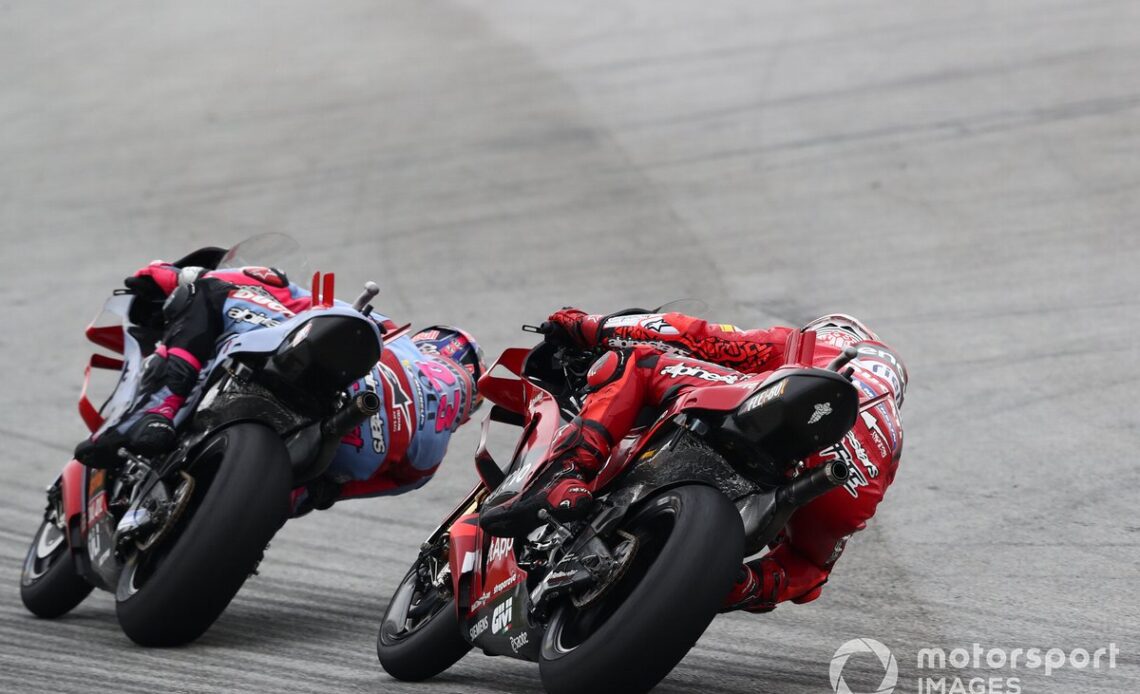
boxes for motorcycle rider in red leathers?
[73,246,485,515]
[479,308,907,613]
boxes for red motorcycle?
[376,321,863,694]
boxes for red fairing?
[475,348,531,415]
[447,513,480,607]
[60,459,86,536]
[78,353,125,432]
[85,325,125,354]
[469,532,527,617]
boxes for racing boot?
[720,557,786,613]
[74,348,201,469]
[479,461,594,538]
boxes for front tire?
[115,423,291,647]
[377,549,471,681]
[20,513,93,618]
[539,484,744,694]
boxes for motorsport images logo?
[831,638,899,694]
[830,638,1119,693]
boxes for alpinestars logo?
[226,306,282,328]
[831,638,898,694]
[659,363,741,384]
[641,316,679,335]
[809,402,834,424]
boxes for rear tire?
[20,516,93,618]
[539,484,744,694]
[377,555,471,680]
[115,423,291,647]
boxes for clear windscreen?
[652,298,709,315]
[217,233,310,284]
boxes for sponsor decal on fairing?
[808,402,834,424]
[487,537,513,564]
[491,597,513,634]
[741,379,787,412]
[469,616,489,640]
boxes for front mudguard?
[59,460,87,548]
[447,512,481,619]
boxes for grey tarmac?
[1,1,1137,693]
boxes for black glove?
[124,275,169,330]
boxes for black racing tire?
[377,559,471,680]
[115,423,291,647]
[20,516,93,619]
[539,484,744,694]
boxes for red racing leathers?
[538,309,906,612]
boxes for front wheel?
[377,544,471,681]
[539,484,745,694]
[115,423,291,646]
[20,508,93,618]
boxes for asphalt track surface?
[1,2,1138,693]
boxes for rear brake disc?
[572,530,639,609]
[136,472,195,553]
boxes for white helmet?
[802,313,880,344]
[805,314,908,406]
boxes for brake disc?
[572,530,639,609]
[136,472,195,553]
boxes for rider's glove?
[124,272,172,331]
[544,308,599,347]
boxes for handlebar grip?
[522,322,556,335]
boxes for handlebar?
[352,281,380,312]
[521,322,555,335]
[825,346,858,372]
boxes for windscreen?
[217,233,310,283]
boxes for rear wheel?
[114,423,291,646]
[539,484,744,694]
[377,542,471,681]
[20,504,93,618]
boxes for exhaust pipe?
[738,459,851,555]
[292,391,382,485]
[323,391,382,439]
[777,459,849,508]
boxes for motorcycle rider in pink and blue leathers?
[74,247,484,514]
